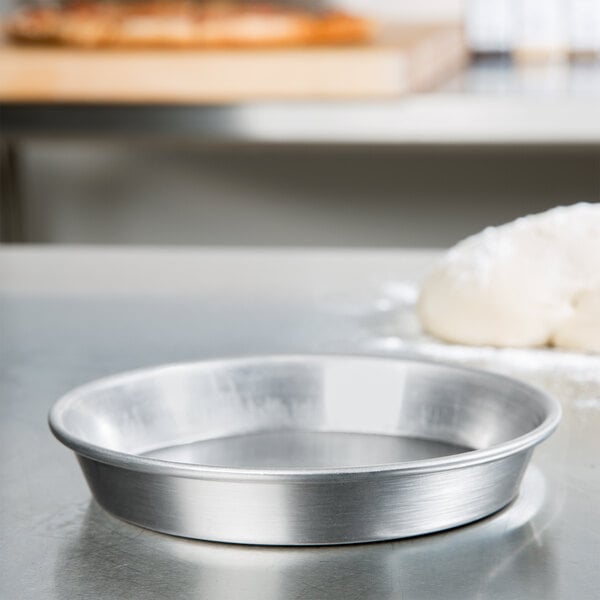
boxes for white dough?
[552,288,600,353]
[418,203,600,352]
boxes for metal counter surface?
[5,59,600,145]
[1,247,599,599]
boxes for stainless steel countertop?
[5,58,600,145]
[2,247,599,599]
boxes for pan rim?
[48,353,562,481]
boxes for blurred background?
[1,0,599,246]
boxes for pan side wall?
[77,451,531,545]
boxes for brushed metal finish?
[49,355,560,545]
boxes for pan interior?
[141,431,473,469]
[53,357,553,472]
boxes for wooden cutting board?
[0,24,466,103]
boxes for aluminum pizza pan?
[48,355,561,546]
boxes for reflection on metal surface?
[54,467,554,600]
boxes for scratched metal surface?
[1,248,598,599]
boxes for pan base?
[142,431,472,469]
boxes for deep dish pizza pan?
[49,355,561,546]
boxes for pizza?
[5,1,374,48]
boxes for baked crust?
[6,1,374,48]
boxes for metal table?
[4,57,600,242]
[2,247,599,599]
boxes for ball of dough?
[552,288,600,353]
[418,203,600,352]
